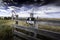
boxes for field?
[0,20,14,40]
[0,19,60,40]
[0,25,13,40]
[38,25,60,32]
[0,19,60,32]
[0,20,30,40]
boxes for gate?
[13,14,60,40]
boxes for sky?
[0,0,60,18]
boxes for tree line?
[0,17,12,20]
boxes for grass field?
[0,20,60,32]
[0,20,15,26]
[38,25,60,32]
[0,20,30,40]
[0,25,13,40]
[0,20,14,40]
[0,19,60,40]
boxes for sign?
[26,17,35,24]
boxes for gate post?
[15,15,18,26]
[34,17,38,29]
[32,19,38,29]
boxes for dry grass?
[18,20,60,32]
[0,20,15,26]
[0,20,13,40]
[0,25,13,40]
[0,20,60,33]
[18,20,30,27]
[0,19,60,40]
[38,25,60,32]
[37,18,60,21]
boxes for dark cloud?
[2,0,60,6]
[55,0,60,6]
[46,0,60,6]
[2,0,57,4]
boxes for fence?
[13,15,60,40]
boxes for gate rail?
[13,26,60,40]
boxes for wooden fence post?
[15,15,18,26]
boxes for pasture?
[0,19,60,40]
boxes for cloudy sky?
[0,0,60,18]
